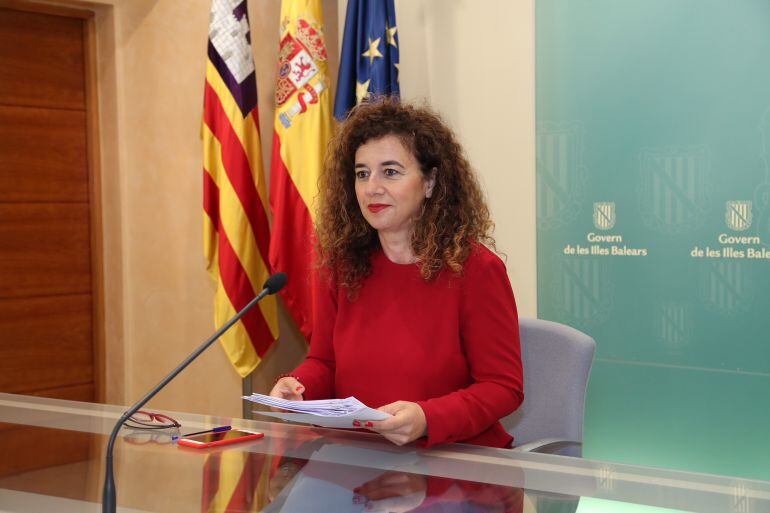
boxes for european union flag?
[333,0,399,120]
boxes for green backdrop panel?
[536,0,770,481]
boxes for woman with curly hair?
[270,98,523,449]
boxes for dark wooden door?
[0,3,100,477]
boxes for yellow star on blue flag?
[334,0,400,120]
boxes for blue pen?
[172,425,231,441]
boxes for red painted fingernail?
[352,420,361,427]
[365,422,373,427]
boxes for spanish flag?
[269,0,334,340]
[203,0,278,377]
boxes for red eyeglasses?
[123,410,181,430]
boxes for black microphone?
[102,272,287,513]
[263,272,287,295]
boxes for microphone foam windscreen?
[263,272,288,294]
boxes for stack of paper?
[243,393,391,428]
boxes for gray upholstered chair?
[502,318,596,457]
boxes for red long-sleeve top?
[292,243,524,448]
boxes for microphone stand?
[102,274,285,513]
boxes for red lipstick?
[367,204,390,213]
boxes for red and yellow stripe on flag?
[203,0,278,377]
[201,450,272,513]
[269,0,334,340]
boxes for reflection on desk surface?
[261,440,527,513]
[0,393,769,513]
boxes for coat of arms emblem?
[699,261,753,315]
[536,122,588,230]
[638,145,711,234]
[275,18,328,128]
[593,202,615,230]
[725,201,752,231]
[554,257,613,326]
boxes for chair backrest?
[501,318,596,456]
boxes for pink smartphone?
[177,429,264,448]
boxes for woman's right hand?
[269,376,305,402]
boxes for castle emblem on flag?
[593,202,615,230]
[209,0,255,82]
[725,201,752,231]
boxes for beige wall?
[392,0,537,317]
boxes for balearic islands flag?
[334,0,400,120]
[203,0,278,377]
[269,0,334,340]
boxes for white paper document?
[243,393,391,428]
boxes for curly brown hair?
[316,97,496,295]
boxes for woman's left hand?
[365,401,427,446]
